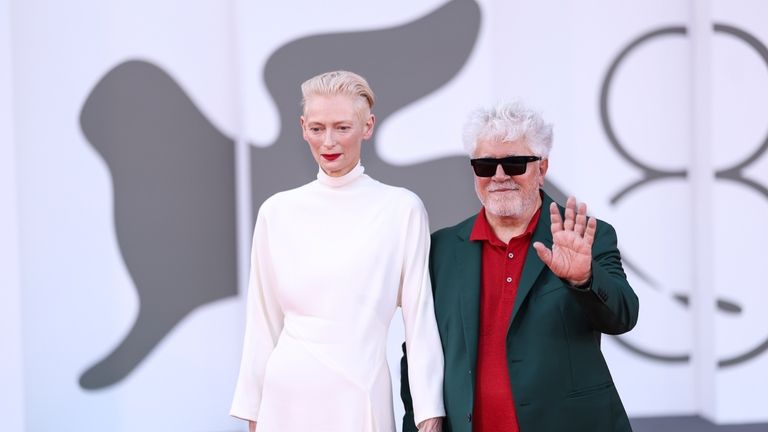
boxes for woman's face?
[301,94,375,177]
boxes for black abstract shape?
[255,0,483,230]
[79,60,238,389]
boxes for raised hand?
[533,196,596,286]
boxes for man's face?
[473,138,548,218]
[301,94,374,177]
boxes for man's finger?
[533,241,553,266]
[584,217,597,247]
[564,200,575,231]
[574,202,587,236]
[549,202,563,232]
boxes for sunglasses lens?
[471,163,497,177]
[471,156,539,177]
[472,160,499,177]
[501,163,526,176]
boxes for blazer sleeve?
[230,205,284,421]
[569,220,639,335]
[398,197,446,427]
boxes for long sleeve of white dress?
[398,194,446,426]
[230,164,444,431]
[229,208,283,421]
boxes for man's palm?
[533,197,595,285]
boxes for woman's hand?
[248,420,256,432]
[418,417,443,432]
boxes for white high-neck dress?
[230,163,445,431]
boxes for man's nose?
[492,164,509,180]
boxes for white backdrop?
[1,0,25,430]
[2,0,768,431]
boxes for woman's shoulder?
[257,182,316,214]
[370,180,426,211]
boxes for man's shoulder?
[431,214,478,243]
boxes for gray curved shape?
[720,335,768,367]
[711,23,768,367]
[672,294,742,315]
[547,176,692,362]
[713,23,768,201]
[255,0,483,230]
[602,24,768,366]
[599,26,688,205]
[613,334,690,363]
[79,60,238,389]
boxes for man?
[401,101,638,431]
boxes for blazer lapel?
[454,219,482,371]
[510,192,554,325]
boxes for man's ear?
[539,158,549,186]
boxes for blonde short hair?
[301,70,375,117]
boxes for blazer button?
[467,413,472,423]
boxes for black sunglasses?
[470,156,542,177]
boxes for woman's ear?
[362,114,376,140]
[299,116,308,141]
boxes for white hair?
[462,101,553,158]
[301,70,375,119]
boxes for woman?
[230,71,444,431]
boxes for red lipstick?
[322,154,341,161]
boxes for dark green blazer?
[402,192,639,432]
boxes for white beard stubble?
[477,180,540,218]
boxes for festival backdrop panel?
[709,0,768,423]
[0,0,26,429]
[3,0,767,431]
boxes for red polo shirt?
[469,206,541,432]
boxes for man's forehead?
[476,137,531,153]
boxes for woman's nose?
[322,130,335,147]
